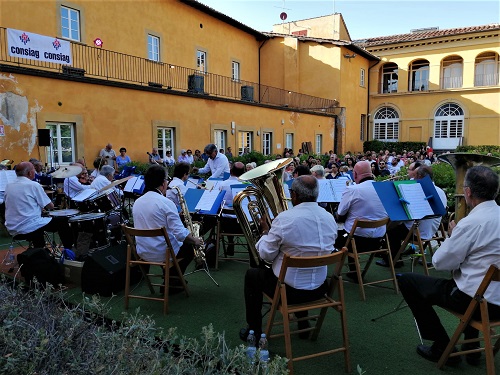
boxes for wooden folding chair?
[214,209,249,269]
[121,225,189,315]
[344,218,399,301]
[264,248,351,374]
[438,264,500,374]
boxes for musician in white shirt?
[90,165,115,191]
[63,163,91,199]
[398,166,500,365]
[241,175,337,339]
[193,144,230,178]
[166,162,189,208]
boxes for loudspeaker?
[81,244,140,296]
[38,129,51,146]
[241,85,254,102]
[187,74,204,94]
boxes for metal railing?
[0,27,337,114]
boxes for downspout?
[367,60,379,143]
[258,38,269,104]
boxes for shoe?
[417,258,433,267]
[297,319,311,339]
[345,272,360,284]
[226,243,235,256]
[376,259,404,268]
[416,344,461,366]
[461,343,481,366]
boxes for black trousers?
[244,266,328,334]
[386,223,410,260]
[22,218,74,249]
[398,272,500,348]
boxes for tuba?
[233,158,293,266]
[438,153,500,223]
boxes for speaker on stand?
[37,129,51,146]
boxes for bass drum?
[69,213,109,259]
[93,189,121,213]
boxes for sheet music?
[0,170,17,191]
[187,178,201,189]
[397,183,434,219]
[330,179,350,202]
[195,188,221,211]
[132,177,145,193]
[124,177,139,193]
[72,188,97,201]
[204,179,222,190]
[317,179,335,202]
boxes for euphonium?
[233,158,293,266]
[172,186,206,267]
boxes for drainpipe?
[258,38,269,103]
[367,60,379,143]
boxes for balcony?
[0,27,338,114]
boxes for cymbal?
[98,175,133,192]
[51,165,82,178]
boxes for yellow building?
[0,0,342,166]
[359,24,500,151]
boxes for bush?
[0,280,288,375]
[455,145,500,155]
[363,141,426,155]
[232,151,274,167]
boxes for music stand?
[370,176,446,334]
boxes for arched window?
[408,59,430,91]
[433,103,464,150]
[380,63,398,93]
[475,52,499,87]
[374,107,399,142]
[441,55,463,89]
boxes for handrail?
[0,27,338,114]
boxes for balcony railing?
[0,27,337,114]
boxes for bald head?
[16,161,34,177]
[231,162,245,177]
[353,161,373,184]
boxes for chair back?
[349,217,389,231]
[121,225,173,261]
[475,264,500,299]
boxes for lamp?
[343,53,356,61]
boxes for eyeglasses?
[380,163,385,165]
[187,151,192,154]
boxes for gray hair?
[291,175,318,202]
[415,165,433,180]
[100,165,115,178]
[204,143,217,154]
[465,166,499,201]
[310,165,325,177]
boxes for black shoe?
[297,319,311,339]
[416,344,461,366]
[226,243,235,256]
[417,258,433,267]
[345,271,360,284]
[461,343,481,366]
[376,259,404,268]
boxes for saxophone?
[172,186,206,267]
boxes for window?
[232,61,240,81]
[409,59,430,91]
[315,134,322,155]
[433,103,464,149]
[214,130,226,151]
[197,50,207,73]
[157,127,175,159]
[374,107,399,142]
[60,6,80,41]
[360,68,365,87]
[285,133,294,150]
[262,132,272,155]
[148,34,160,62]
[441,55,463,89]
[475,52,499,87]
[46,123,75,165]
[238,131,252,155]
[360,115,366,141]
[380,63,398,93]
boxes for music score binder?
[373,175,446,221]
[0,170,17,191]
[317,179,351,202]
[124,175,145,195]
[184,188,226,215]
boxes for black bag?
[17,248,64,287]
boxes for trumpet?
[172,186,206,267]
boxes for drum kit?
[46,166,133,260]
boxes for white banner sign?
[7,28,72,65]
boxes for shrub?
[363,141,426,155]
[0,280,288,375]
[232,151,273,167]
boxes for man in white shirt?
[241,175,337,340]
[90,165,115,191]
[63,163,92,199]
[399,166,500,366]
[166,162,189,208]
[99,143,116,166]
[335,161,388,280]
[5,162,73,249]
[379,166,447,267]
[132,165,203,290]
[149,147,164,165]
[163,150,175,167]
[193,144,230,178]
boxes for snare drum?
[48,209,80,218]
[69,213,109,258]
[93,189,121,213]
